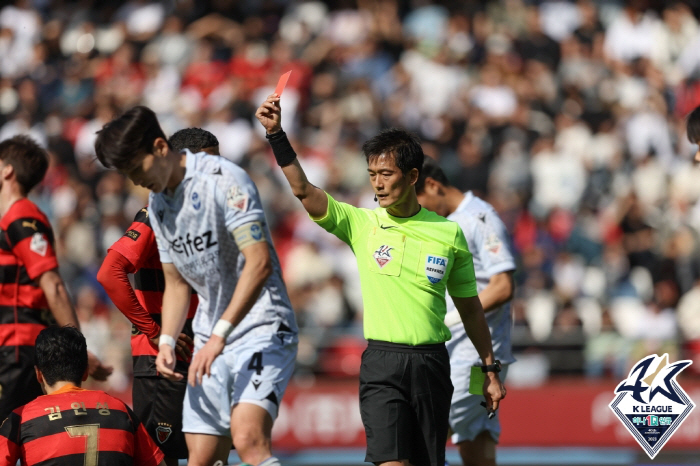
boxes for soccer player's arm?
[6,216,77,328]
[188,176,273,386]
[255,93,328,218]
[151,216,191,381]
[476,211,515,311]
[7,216,112,380]
[448,226,505,412]
[0,412,21,465]
[98,208,160,339]
[461,211,515,312]
[127,405,166,466]
[219,192,272,331]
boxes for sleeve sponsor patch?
[232,221,266,250]
[124,229,141,241]
[484,232,502,254]
[226,185,248,212]
[29,232,48,256]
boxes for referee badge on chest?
[425,255,448,284]
[373,245,393,268]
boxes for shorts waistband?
[367,339,446,353]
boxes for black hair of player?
[0,135,48,195]
[415,156,451,194]
[35,326,88,386]
[686,106,700,144]
[362,128,424,177]
[169,128,219,153]
[94,105,170,171]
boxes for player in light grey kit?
[94,106,297,466]
[416,157,516,466]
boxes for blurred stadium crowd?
[3,0,700,389]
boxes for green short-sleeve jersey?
[313,192,478,345]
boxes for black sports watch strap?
[481,360,502,373]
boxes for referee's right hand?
[255,94,282,134]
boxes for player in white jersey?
[94,106,297,466]
[416,157,516,466]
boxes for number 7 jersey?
[147,151,297,348]
[0,384,164,466]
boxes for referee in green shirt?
[256,95,505,466]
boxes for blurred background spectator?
[5,0,700,390]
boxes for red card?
[274,71,292,96]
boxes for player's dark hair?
[686,106,700,144]
[94,105,169,171]
[415,156,451,194]
[362,128,424,177]
[0,135,48,195]
[35,326,88,386]
[169,128,219,153]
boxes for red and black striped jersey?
[0,384,164,466]
[108,207,197,376]
[0,198,58,351]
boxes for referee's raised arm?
[255,94,328,219]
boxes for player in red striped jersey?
[97,128,220,465]
[0,325,165,466]
[0,135,111,422]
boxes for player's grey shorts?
[182,330,298,437]
[446,323,509,444]
[448,362,509,444]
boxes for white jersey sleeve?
[468,208,516,278]
[215,167,266,234]
[445,192,517,365]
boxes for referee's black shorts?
[133,375,189,459]
[360,339,453,466]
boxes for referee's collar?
[381,205,426,224]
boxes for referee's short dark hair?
[0,135,48,195]
[362,128,424,177]
[35,326,88,386]
[687,106,700,144]
[94,105,169,171]
[169,128,219,153]
[415,156,451,194]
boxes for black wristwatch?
[481,360,502,373]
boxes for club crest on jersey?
[191,191,201,210]
[226,185,248,212]
[425,255,448,283]
[155,423,173,444]
[373,245,393,268]
[29,232,48,256]
[609,354,695,459]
